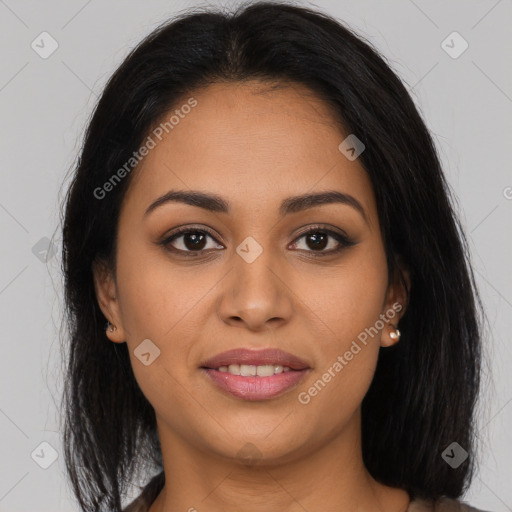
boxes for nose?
[216,248,294,332]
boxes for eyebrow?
[144,189,368,223]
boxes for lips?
[201,367,310,400]
[199,348,310,371]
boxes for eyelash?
[158,224,356,258]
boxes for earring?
[389,326,401,340]
[106,321,117,333]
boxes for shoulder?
[409,497,493,512]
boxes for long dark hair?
[60,1,484,510]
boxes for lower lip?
[201,368,309,401]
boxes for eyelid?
[161,224,221,240]
[291,224,351,242]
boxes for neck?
[149,411,410,512]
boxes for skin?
[93,80,411,512]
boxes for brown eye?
[178,232,207,251]
[160,228,224,254]
[290,227,356,256]
[304,232,329,251]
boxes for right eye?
[159,227,225,255]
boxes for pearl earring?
[389,327,401,340]
[106,321,117,333]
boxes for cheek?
[114,239,211,342]
[113,245,211,417]
[294,246,388,406]
[298,247,388,348]
[114,238,226,399]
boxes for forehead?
[121,80,376,222]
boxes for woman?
[60,2,489,511]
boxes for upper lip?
[200,348,310,371]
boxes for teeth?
[240,364,256,376]
[216,364,293,376]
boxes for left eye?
[289,228,355,254]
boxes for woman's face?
[94,80,407,465]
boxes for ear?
[380,256,410,348]
[92,257,127,343]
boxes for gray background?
[1,0,511,510]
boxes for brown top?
[122,472,491,512]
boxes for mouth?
[199,348,311,401]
